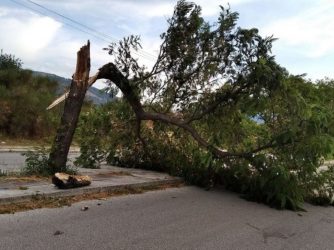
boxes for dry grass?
[0,137,50,147]
[0,175,49,183]
[0,182,183,214]
[0,137,80,147]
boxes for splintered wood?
[48,41,91,172]
[52,172,91,189]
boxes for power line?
[8,0,110,44]
[25,0,157,60]
[26,0,156,59]
[8,0,157,61]
[8,0,107,43]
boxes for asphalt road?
[0,152,79,172]
[1,186,334,250]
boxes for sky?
[0,0,333,89]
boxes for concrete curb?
[0,178,183,205]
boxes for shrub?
[22,147,76,176]
[0,169,8,177]
[218,161,305,210]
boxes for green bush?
[306,165,334,206]
[22,148,77,176]
[74,103,113,168]
[218,160,304,210]
[0,169,8,177]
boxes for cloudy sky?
[0,0,333,88]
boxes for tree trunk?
[48,41,91,173]
[52,173,91,189]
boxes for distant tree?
[0,51,59,138]
[0,50,22,70]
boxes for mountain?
[32,71,113,105]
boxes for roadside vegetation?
[0,51,61,139]
[73,1,334,210]
[21,148,77,176]
[2,1,334,210]
[0,50,91,145]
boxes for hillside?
[32,71,113,105]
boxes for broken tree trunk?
[52,172,91,189]
[48,41,91,173]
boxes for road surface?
[1,186,334,250]
[0,152,79,172]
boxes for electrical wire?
[25,0,157,60]
[8,0,158,61]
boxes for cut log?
[52,172,92,189]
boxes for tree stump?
[52,173,91,189]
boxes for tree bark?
[52,173,91,189]
[48,41,91,173]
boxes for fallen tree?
[48,1,334,209]
[48,2,283,163]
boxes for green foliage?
[21,148,51,176]
[0,50,22,71]
[22,148,76,176]
[75,1,334,210]
[76,84,334,210]
[306,164,334,206]
[74,105,113,168]
[0,51,60,139]
[0,169,8,177]
[218,158,305,210]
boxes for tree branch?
[94,63,231,158]
[48,62,286,161]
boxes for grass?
[0,182,183,214]
[0,137,51,147]
[0,174,49,183]
[0,136,79,148]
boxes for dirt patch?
[0,182,184,214]
[0,175,50,193]
[0,176,50,190]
